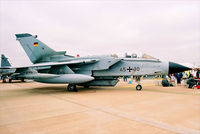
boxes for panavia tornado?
[0,33,191,91]
[0,54,15,83]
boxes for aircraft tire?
[136,85,142,91]
[9,79,12,83]
[67,84,78,92]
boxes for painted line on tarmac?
[120,84,155,88]
[119,84,200,96]
[100,107,200,134]
[50,94,200,134]
[144,89,200,96]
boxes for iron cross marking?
[127,67,133,72]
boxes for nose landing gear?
[135,76,142,91]
[136,84,142,90]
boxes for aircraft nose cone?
[169,62,191,74]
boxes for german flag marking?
[34,42,38,46]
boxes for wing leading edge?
[0,59,99,69]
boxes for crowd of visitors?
[162,68,200,89]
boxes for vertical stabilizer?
[1,54,11,67]
[15,33,56,63]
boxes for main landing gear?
[135,76,142,91]
[9,78,12,83]
[67,84,78,92]
[21,78,25,82]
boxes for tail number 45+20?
[120,67,140,72]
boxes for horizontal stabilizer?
[55,51,66,55]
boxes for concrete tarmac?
[0,80,200,134]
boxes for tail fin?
[1,54,11,67]
[15,33,56,63]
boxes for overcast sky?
[0,0,200,66]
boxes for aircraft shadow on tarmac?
[0,81,33,84]
[29,86,103,94]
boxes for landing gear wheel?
[136,85,142,91]
[21,79,25,82]
[9,79,12,83]
[67,84,77,92]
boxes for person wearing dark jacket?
[196,69,200,78]
[162,78,170,87]
[176,72,183,84]
[187,75,195,88]
[161,75,173,87]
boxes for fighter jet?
[0,54,16,82]
[0,33,191,91]
[0,54,31,83]
[0,54,51,83]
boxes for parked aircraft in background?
[0,54,16,83]
[0,54,51,83]
[0,33,191,91]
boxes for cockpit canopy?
[124,53,157,59]
[142,53,157,59]
[124,53,137,58]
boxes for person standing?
[170,74,176,86]
[177,72,183,84]
[196,69,200,78]
[123,76,128,82]
[187,74,195,89]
